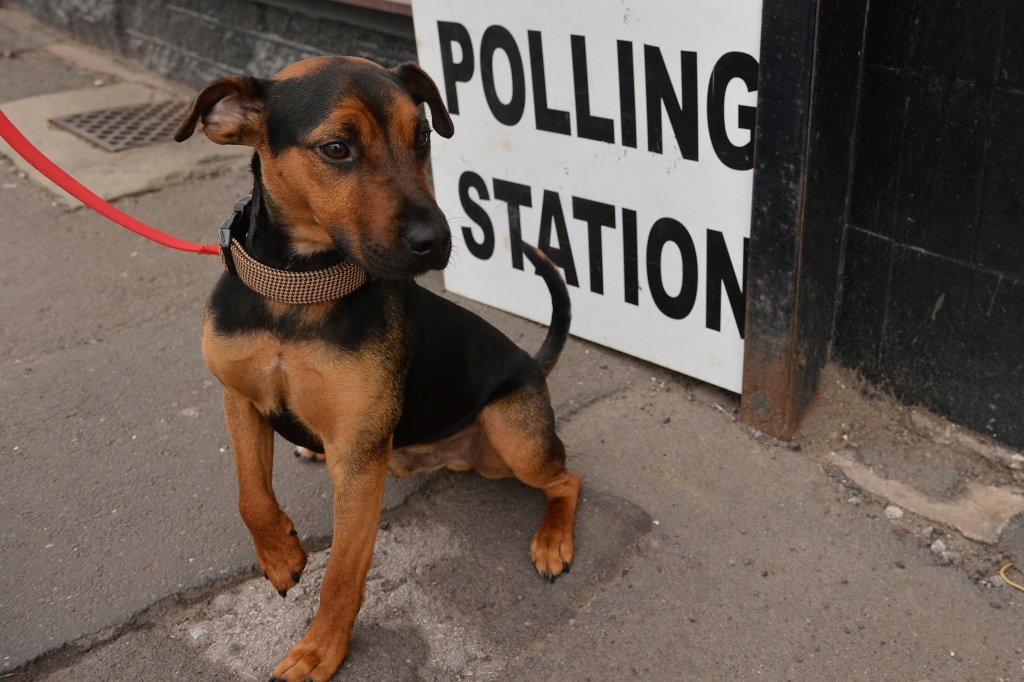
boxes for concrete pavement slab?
[12,470,648,682]
[0,6,192,105]
[1001,512,1024,565]
[0,5,57,54]
[171,476,648,681]
[827,450,1024,544]
[0,48,100,103]
[0,159,249,365]
[38,628,242,682]
[0,297,437,671]
[15,373,1024,681]
[512,380,1024,681]
[45,42,195,97]
[0,82,250,207]
[0,303,315,667]
[392,474,650,667]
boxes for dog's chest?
[204,331,297,406]
[202,326,400,445]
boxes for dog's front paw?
[270,632,347,682]
[254,517,307,596]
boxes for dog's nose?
[404,223,443,255]
[403,223,451,267]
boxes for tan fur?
[273,452,389,681]
[479,389,581,575]
[202,320,403,452]
[258,147,339,255]
[221,385,307,590]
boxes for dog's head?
[175,57,454,278]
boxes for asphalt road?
[2,12,1023,682]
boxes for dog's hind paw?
[293,446,326,462]
[538,561,571,582]
[530,472,580,581]
[531,524,573,581]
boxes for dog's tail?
[522,244,571,377]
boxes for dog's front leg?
[222,386,307,595]
[271,440,390,682]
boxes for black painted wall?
[833,0,1024,448]
[13,0,415,89]
[741,0,869,438]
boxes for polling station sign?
[412,1,762,392]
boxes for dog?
[173,56,581,682]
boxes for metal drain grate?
[51,100,191,152]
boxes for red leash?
[0,109,219,255]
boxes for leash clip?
[219,196,252,276]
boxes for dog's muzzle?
[402,222,452,270]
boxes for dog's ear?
[174,75,267,146]
[391,62,454,139]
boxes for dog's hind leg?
[480,383,581,580]
[222,386,307,595]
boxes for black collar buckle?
[219,195,252,276]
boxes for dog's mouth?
[362,236,451,279]
[330,223,451,280]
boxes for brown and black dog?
[174,56,580,681]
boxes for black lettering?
[537,191,579,286]
[623,208,638,304]
[571,35,615,144]
[493,178,532,270]
[708,52,758,171]
[572,197,616,294]
[458,171,494,260]
[618,205,634,303]
[644,46,698,160]
[617,41,637,149]
[480,26,527,126]
[528,31,571,135]
[646,218,698,319]
[706,230,748,337]
[437,22,474,115]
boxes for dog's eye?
[417,130,431,149]
[320,141,349,160]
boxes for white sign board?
[412,1,762,392]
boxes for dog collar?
[218,196,367,304]
[223,238,367,304]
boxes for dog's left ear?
[391,62,454,139]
